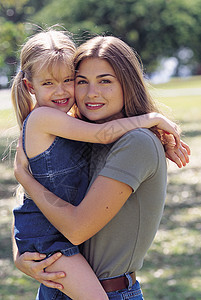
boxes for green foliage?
[0,0,201,84]
[0,20,27,80]
[0,0,48,85]
[32,0,201,73]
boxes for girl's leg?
[45,253,108,300]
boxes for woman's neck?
[95,111,125,124]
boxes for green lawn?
[141,76,201,299]
[0,76,201,299]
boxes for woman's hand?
[164,135,191,168]
[15,251,65,289]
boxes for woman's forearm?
[14,165,131,245]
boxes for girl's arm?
[30,107,180,146]
[14,134,190,244]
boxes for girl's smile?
[25,63,75,113]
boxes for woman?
[13,36,190,299]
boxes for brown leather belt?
[100,272,136,293]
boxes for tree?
[1,0,201,83]
[0,0,48,86]
[33,0,201,74]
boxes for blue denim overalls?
[14,113,89,257]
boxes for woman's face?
[75,58,124,123]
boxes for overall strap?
[22,113,31,159]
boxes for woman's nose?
[87,83,99,98]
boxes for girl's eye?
[43,81,52,86]
[64,78,74,83]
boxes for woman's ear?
[23,78,35,94]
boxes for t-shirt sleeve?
[98,129,162,192]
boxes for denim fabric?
[36,284,72,300]
[14,113,90,256]
[36,277,143,300]
[107,279,144,300]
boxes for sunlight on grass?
[150,76,201,125]
[158,96,201,121]
[152,75,201,90]
[170,207,201,224]
[0,109,17,131]
[152,228,200,255]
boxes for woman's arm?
[31,107,180,145]
[14,137,132,244]
[14,133,190,244]
[13,223,109,299]
[15,164,132,245]
[12,223,65,289]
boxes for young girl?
[12,30,183,299]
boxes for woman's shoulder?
[115,128,160,148]
[107,128,165,162]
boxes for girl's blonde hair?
[11,29,76,129]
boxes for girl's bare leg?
[46,253,108,300]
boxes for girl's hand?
[164,135,191,168]
[15,251,65,289]
[148,113,181,147]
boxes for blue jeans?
[36,275,143,300]
[36,285,71,300]
[106,274,144,300]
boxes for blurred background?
[0,0,201,299]
[1,0,201,86]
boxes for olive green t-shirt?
[81,129,167,279]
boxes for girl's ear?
[23,78,35,94]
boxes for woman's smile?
[85,102,105,109]
[75,57,124,122]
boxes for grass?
[139,76,201,300]
[151,75,201,90]
[0,76,201,299]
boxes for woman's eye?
[100,79,111,84]
[76,79,87,85]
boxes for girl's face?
[25,63,75,113]
[75,58,124,123]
